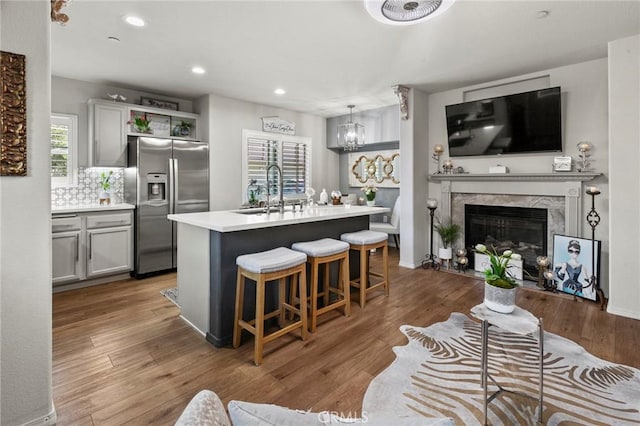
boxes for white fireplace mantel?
[428,172,601,237]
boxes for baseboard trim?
[179,314,206,337]
[53,273,131,293]
[606,304,640,320]
[21,405,56,426]
[398,261,417,269]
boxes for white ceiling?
[51,0,640,117]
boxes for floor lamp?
[586,186,607,310]
[422,199,440,270]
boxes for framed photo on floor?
[552,234,601,301]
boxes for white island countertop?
[168,205,390,233]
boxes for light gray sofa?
[175,389,454,426]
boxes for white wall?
[52,76,194,166]
[608,34,640,319]
[426,58,610,292]
[198,94,336,211]
[0,2,56,425]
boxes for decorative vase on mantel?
[484,282,517,314]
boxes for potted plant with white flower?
[99,170,114,205]
[361,184,377,206]
[474,244,522,313]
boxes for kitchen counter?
[167,204,388,232]
[52,203,135,214]
[168,204,390,347]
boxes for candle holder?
[577,142,591,172]
[542,270,556,292]
[536,255,550,288]
[432,145,444,174]
[585,186,607,310]
[455,248,468,273]
[443,159,453,174]
[422,199,440,270]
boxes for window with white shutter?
[242,130,311,204]
[51,113,78,187]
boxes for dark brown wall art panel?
[1,51,27,176]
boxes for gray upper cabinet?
[326,105,399,150]
[88,99,127,167]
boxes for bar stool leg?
[359,246,368,308]
[310,259,319,332]
[341,255,351,316]
[254,277,265,366]
[298,268,308,340]
[278,277,286,327]
[233,270,245,348]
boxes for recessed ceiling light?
[107,36,120,42]
[274,88,286,95]
[124,15,145,27]
[192,66,205,74]
[536,10,550,19]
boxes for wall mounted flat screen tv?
[445,86,562,157]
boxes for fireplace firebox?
[465,204,547,280]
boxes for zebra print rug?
[363,313,640,425]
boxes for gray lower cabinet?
[52,230,82,284]
[86,227,132,277]
[52,210,133,286]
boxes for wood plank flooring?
[52,249,640,425]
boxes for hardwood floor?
[52,249,640,425]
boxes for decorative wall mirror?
[348,150,400,188]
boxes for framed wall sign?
[140,97,179,111]
[261,117,295,135]
[552,234,600,301]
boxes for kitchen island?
[168,204,389,347]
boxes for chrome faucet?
[265,164,284,215]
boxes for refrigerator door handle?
[173,158,179,211]
[168,158,175,214]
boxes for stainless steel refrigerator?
[125,136,209,277]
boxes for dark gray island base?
[206,215,368,347]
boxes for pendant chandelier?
[337,105,365,151]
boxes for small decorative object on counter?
[172,120,193,137]
[330,190,342,205]
[361,184,377,206]
[319,188,328,205]
[99,170,114,205]
[304,187,315,206]
[247,179,262,207]
[474,244,521,313]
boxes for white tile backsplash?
[51,167,124,207]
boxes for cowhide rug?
[363,313,640,425]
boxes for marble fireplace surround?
[430,173,600,256]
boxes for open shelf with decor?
[127,105,199,140]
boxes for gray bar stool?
[233,247,308,366]
[340,230,389,308]
[291,238,351,332]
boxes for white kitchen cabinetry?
[88,99,127,167]
[86,212,132,277]
[52,216,83,285]
[52,210,133,287]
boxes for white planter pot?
[484,282,517,314]
[366,200,375,206]
[99,190,111,205]
[438,247,452,260]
